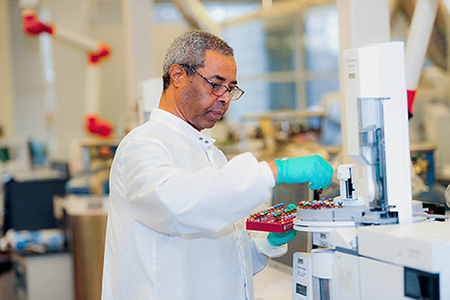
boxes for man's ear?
[169,64,185,88]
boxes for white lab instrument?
[295,42,412,233]
[446,184,450,208]
[292,42,449,300]
[293,252,312,299]
[336,164,364,206]
[293,249,337,300]
[333,222,450,300]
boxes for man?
[102,30,332,300]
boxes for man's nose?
[218,91,232,104]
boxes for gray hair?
[162,30,234,91]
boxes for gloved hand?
[274,154,333,190]
[268,230,297,247]
[267,204,298,247]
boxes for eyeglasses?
[179,64,244,100]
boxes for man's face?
[177,50,238,131]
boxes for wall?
[9,0,50,142]
[3,0,200,164]
[4,0,150,162]
[0,0,15,139]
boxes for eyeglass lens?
[212,85,243,100]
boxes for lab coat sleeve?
[248,231,287,275]
[115,137,275,235]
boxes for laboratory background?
[0,0,450,299]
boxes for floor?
[254,261,293,300]
[0,260,293,300]
[0,269,14,300]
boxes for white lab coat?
[102,108,287,300]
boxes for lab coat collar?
[150,108,216,149]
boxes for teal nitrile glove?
[268,229,297,247]
[267,204,298,247]
[274,154,333,190]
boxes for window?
[223,3,340,124]
[153,1,340,137]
